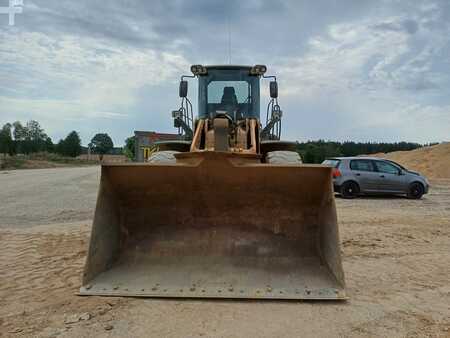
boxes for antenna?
[227,12,231,64]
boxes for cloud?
[0,30,190,130]
[1,0,449,145]
[278,13,448,97]
[271,5,450,143]
[372,18,419,35]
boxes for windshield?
[208,81,250,104]
[198,69,260,120]
[207,81,251,120]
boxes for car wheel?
[340,181,359,199]
[407,182,424,199]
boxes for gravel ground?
[0,168,449,337]
[0,167,99,228]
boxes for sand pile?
[372,142,450,179]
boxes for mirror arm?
[173,108,193,140]
[262,75,277,81]
[174,115,193,139]
[261,113,281,140]
[181,75,196,81]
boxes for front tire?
[340,181,360,199]
[266,151,302,164]
[407,182,424,199]
[147,151,180,164]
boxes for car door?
[349,159,379,192]
[373,160,405,193]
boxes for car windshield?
[322,159,340,168]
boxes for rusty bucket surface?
[80,152,346,300]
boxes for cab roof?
[205,65,253,70]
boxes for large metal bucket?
[80,152,346,300]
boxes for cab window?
[350,160,374,172]
[207,81,250,104]
[374,161,400,175]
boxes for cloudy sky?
[0,0,449,146]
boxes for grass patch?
[0,152,98,170]
[0,156,27,170]
[28,152,97,165]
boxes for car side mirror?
[270,81,278,98]
[179,80,188,98]
[398,170,404,175]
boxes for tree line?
[0,120,114,159]
[296,140,426,163]
[1,120,434,163]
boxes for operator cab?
[173,64,282,142]
[197,65,260,121]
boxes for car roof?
[327,156,388,161]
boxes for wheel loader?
[80,65,346,300]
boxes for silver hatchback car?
[322,157,429,199]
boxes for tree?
[57,131,82,157]
[11,120,49,154]
[26,120,47,153]
[55,139,66,155]
[90,133,114,160]
[44,137,54,153]
[123,136,135,160]
[12,121,27,141]
[0,123,14,156]
[26,120,47,142]
[296,140,422,163]
[12,121,29,154]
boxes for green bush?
[296,140,422,164]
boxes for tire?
[340,181,360,199]
[266,151,302,164]
[407,182,424,199]
[147,151,180,164]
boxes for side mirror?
[179,80,188,98]
[398,169,404,175]
[270,81,278,98]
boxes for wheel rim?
[344,183,356,197]
[410,184,422,198]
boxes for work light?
[250,65,267,75]
[190,65,208,75]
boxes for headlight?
[273,109,282,119]
[172,110,182,119]
[250,64,267,75]
[190,64,208,75]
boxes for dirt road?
[0,168,449,337]
[0,167,99,228]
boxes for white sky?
[0,0,449,146]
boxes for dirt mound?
[372,142,450,179]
